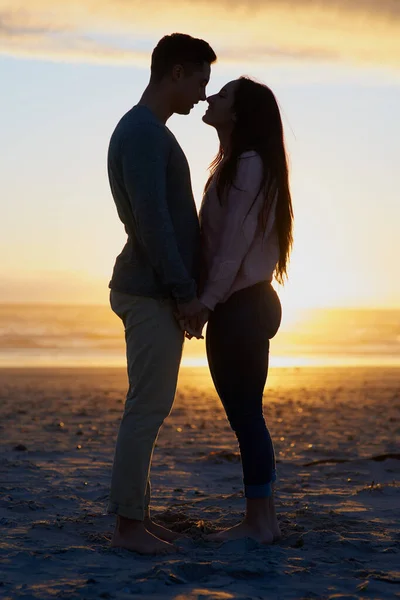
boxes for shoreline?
[1,359,400,369]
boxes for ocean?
[0,304,399,368]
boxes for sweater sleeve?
[121,123,196,302]
[200,153,265,310]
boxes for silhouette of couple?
[106,33,293,554]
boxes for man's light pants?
[107,290,184,520]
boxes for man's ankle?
[117,515,144,533]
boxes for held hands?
[183,309,210,340]
[175,298,210,340]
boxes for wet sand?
[0,366,399,600]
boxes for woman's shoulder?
[238,150,260,160]
[238,151,263,170]
[236,151,263,184]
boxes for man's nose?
[199,88,207,102]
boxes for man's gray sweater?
[108,105,200,302]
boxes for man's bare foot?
[111,517,175,555]
[207,520,274,545]
[144,517,183,542]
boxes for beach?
[0,365,399,600]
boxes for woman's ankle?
[245,496,276,525]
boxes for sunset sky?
[1,0,399,311]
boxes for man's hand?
[176,297,206,318]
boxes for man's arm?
[121,123,196,302]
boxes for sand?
[0,366,399,600]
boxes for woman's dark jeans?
[206,281,282,498]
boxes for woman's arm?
[200,153,269,310]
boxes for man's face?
[173,62,211,115]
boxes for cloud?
[0,7,149,64]
[0,0,399,68]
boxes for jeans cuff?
[245,482,273,498]
[244,470,277,498]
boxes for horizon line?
[0,301,399,311]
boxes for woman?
[187,77,293,544]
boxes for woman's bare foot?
[264,496,282,541]
[269,521,282,542]
[247,495,281,542]
[111,516,175,555]
[144,517,182,542]
[207,494,281,545]
[207,520,274,544]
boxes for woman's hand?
[176,297,206,318]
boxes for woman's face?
[202,80,239,129]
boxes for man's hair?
[150,33,216,82]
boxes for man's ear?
[172,64,184,81]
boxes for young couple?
[106,33,293,555]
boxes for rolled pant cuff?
[245,470,277,499]
[245,483,273,498]
[107,501,145,521]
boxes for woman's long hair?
[204,77,293,284]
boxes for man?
[107,33,216,554]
